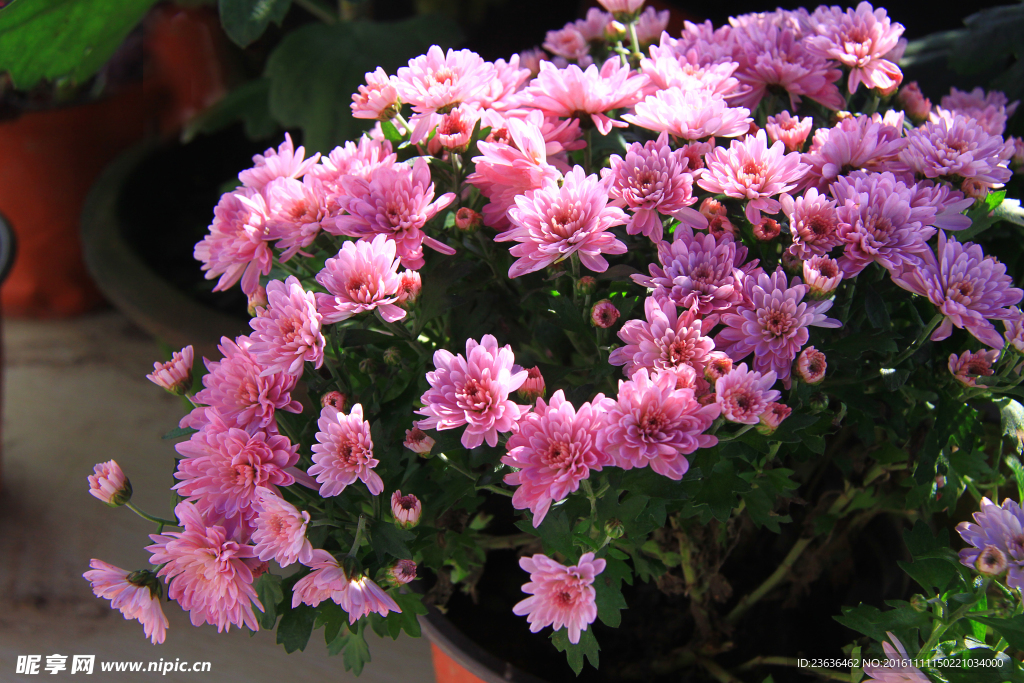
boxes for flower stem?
[347,515,367,557]
[125,502,178,528]
[627,20,643,63]
[890,314,943,367]
[293,0,336,24]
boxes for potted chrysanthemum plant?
[84,0,1024,681]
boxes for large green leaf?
[264,16,463,153]
[219,0,291,48]
[0,0,158,88]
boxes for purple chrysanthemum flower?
[862,633,931,683]
[715,363,781,424]
[502,390,615,527]
[249,276,325,377]
[416,334,528,448]
[715,269,841,388]
[948,349,999,387]
[632,230,754,320]
[800,114,908,192]
[598,368,720,480]
[831,171,937,276]
[609,296,716,380]
[1005,308,1024,353]
[957,497,1024,588]
[804,2,904,94]
[499,166,628,277]
[938,86,1019,137]
[781,187,842,259]
[900,113,1015,187]
[891,232,1023,348]
[602,132,706,242]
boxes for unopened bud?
[699,198,728,220]
[517,366,546,403]
[604,19,627,41]
[359,358,378,376]
[753,218,781,241]
[383,347,402,366]
[781,248,802,275]
[707,215,736,239]
[397,271,422,307]
[704,352,733,383]
[909,594,928,612]
[796,347,827,385]
[575,276,598,297]
[455,207,482,233]
[391,490,422,529]
[88,460,132,507]
[604,518,625,539]
[591,300,620,328]
[251,561,270,579]
[146,346,194,396]
[247,285,268,317]
[809,392,829,412]
[756,402,792,435]
[404,427,435,456]
[321,391,347,411]
[803,256,842,299]
[386,559,418,586]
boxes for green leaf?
[162,426,198,440]
[341,623,372,674]
[380,119,404,143]
[182,78,277,143]
[971,615,1024,651]
[516,509,574,558]
[254,572,284,630]
[0,0,158,89]
[548,295,593,340]
[692,458,750,523]
[277,603,317,653]
[317,600,348,646]
[594,567,628,628]
[391,592,428,638]
[951,4,1024,75]
[997,398,1024,453]
[265,16,463,152]
[369,519,414,561]
[551,628,600,675]
[219,0,291,48]
[863,285,891,329]
[898,522,956,592]
[834,602,931,645]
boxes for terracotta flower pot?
[421,606,546,683]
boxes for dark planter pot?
[422,607,547,683]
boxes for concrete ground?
[0,312,434,682]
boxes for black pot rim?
[0,210,17,286]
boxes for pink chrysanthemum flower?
[898,82,932,122]
[1005,309,1024,353]
[518,365,547,403]
[891,232,1023,348]
[796,346,827,384]
[351,67,401,121]
[248,276,325,377]
[599,368,720,479]
[404,426,435,455]
[704,352,734,383]
[781,188,841,259]
[609,296,716,379]
[263,176,331,262]
[715,364,781,424]
[84,560,169,644]
[597,0,644,15]
[862,633,931,683]
[251,490,314,567]
[146,345,194,396]
[335,575,402,624]
[147,502,262,632]
[174,415,299,522]
[195,189,273,296]
[765,111,813,152]
[311,137,396,194]
[831,172,937,276]
[467,114,561,230]
[634,7,670,44]
[434,105,480,152]
[396,270,422,307]
[632,230,752,319]
[315,234,406,324]
[602,132,705,241]
[513,553,606,644]
[910,180,974,232]
[757,401,792,434]
[639,47,741,98]
[292,550,347,608]
[480,56,532,110]
[500,166,627,277]
[698,130,809,225]
[394,46,496,116]
[622,87,752,142]
[417,335,528,448]
[502,390,615,527]
[948,349,999,387]
[238,133,320,192]
[88,460,131,507]
[521,58,648,135]
[802,255,843,298]
[591,300,621,328]
[901,113,1015,187]
[388,560,418,585]
[800,115,907,192]
[939,87,1019,136]
[543,25,592,65]
[805,2,904,94]
[326,158,456,270]
[181,335,302,433]
[391,491,422,529]
[309,403,382,497]
[716,269,841,387]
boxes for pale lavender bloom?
[622,87,752,142]
[805,2,904,94]
[334,575,402,624]
[514,553,605,644]
[249,276,325,377]
[957,497,1024,588]
[862,632,930,683]
[781,187,841,259]
[632,230,753,320]
[938,86,1019,136]
[609,296,716,379]
[602,132,706,242]
[715,364,780,424]
[901,113,1015,187]
[698,130,809,225]
[716,269,840,387]
[251,490,314,567]
[1005,308,1024,353]
[634,6,670,44]
[416,335,528,449]
[891,232,1022,348]
[909,180,974,231]
[801,115,908,192]
[948,349,999,387]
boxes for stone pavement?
[0,312,434,683]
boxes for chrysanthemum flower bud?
[321,391,347,411]
[809,392,828,412]
[396,271,422,308]
[247,285,268,317]
[707,215,736,239]
[753,218,781,241]
[796,347,827,384]
[387,559,418,586]
[803,256,843,299]
[909,594,928,612]
[976,545,1008,576]
[756,402,792,435]
[359,358,378,377]
[704,352,733,383]
[391,491,422,529]
[88,460,132,507]
[897,82,931,122]
[404,427,435,456]
[251,561,270,579]
[949,349,999,387]
[575,276,598,297]
[604,19,627,41]
[517,366,546,403]
[604,518,625,539]
[1011,137,1024,172]
[698,392,717,406]
[591,300,620,328]
[383,347,403,366]
[699,197,728,220]
[781,247,802,275]
[146,346,194,396]
[455,207,482,233]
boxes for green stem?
[582,478,598,518]
[717,424,755,442]
[393,113,412,137]
[627,20,643,62]
[736,656,850,682]
[479,484,513,498]
[917,586,991,656]
[347,515,368,557]
[125,502,178,527]
[890,314,943,367]
[293,0,336,23]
